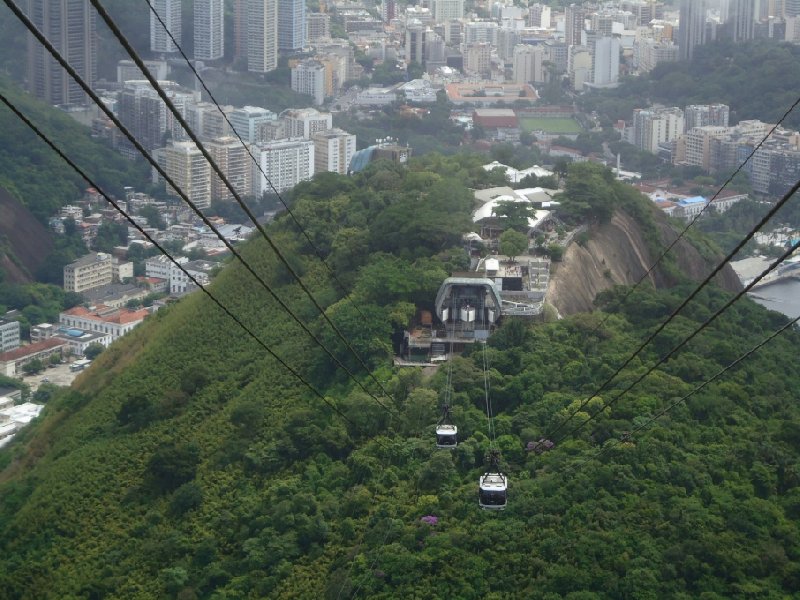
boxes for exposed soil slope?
[0,186,54,283]
[548,209,742,315]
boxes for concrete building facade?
[150,0,181,53]
[312,128,356,174]
[248,0,278,73]
[194,0,225,60]
[254,139,314,195]
[165,142,212,209]
[63,252,114,293]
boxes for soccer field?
[519,117,583,134]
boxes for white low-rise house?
[0,402,45,449]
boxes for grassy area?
[519,117,583,134]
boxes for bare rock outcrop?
[548,209,742,316]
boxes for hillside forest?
[0,155,799,599]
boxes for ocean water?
[749,279,800,320]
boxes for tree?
[22,359,44,375]
[493,200,535,231]
[499,229,529,262]
[83,343,104,360]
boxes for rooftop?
[0,338,68,362]
[66,252,111,269]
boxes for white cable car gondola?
[435,405,457,449]
[478,450,507,510]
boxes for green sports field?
[519,117,583,134]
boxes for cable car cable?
[553,233,800,448]
[4,0,397,418]
[542,176,800,444]
[0,92,388,449]
[581,93,800,341]
[561,312,800,478]
[143,0,372,326]
[87,0,396,408]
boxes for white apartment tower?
[432,0,464,23]
[254,139,315,195]
[278,0,306,52]
[165,142,212,209]
[312,129,356,175]
[150,0,181,53]
[592,36,621,86]
[513,44,545,84]
[632,108,685,154]
[291,60,326,105]
[248,0,278,73]
[194,0,225,60]
[529,3,551,28]
[283,108,333,138]
[230,106,277,143]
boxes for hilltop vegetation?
[580,39,800,129]
[0,157,799,598]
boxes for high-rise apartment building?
[631,107,685,153]
[26,0,97,106]
[194,0,225,60]
[512,44,545,84]
[291,60,326,105]
[306,13,331,42]
[0,318,20,354]
[206,136,252,201]
[678,0,708,60]
[529,3,551,28]
[150,0,181,53]
[786,0,800,16]
[234,0,248,61]
[311,128,356,175]
[278,0,306,52]
[282,108,332,138]
[431,0,464,23]
[165,142,211,209]
[253,139,315,195]
[381,0,396,23]
[684,104,730,131]
[592,36,620,86]
[230,106,277,143]
[248,0,278,73]
[565,4,588,47]
[463,42,492,77]
[727,0,756,41]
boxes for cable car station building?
[401,259,547,361]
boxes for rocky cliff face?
[0,187,54,283]
[548,209,742,316]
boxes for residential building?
[631,107,685,153]
[464,21,499,44]
[150,0,181,53]
[312,128,356,175]
[26,0,97,106]
[684,104,731,131]
[513,45,545,84]
[59,305,149,342]
[82,284,149,309]
[0,318,20,354]
[405,21,427,65]
[381,0,396,23]
[565,3,588,47]
[306,13,330,42]
[116,59,168,83]
[248,0,278,73]
[186,101,234,140]
[165,142,212,209]
[63,252,114,293]
[291,59,326,105]
[592,36,620,86]
[146,254,188,281]
[278,0,306,52]
[678,0,708,60]
[282,108,332,138]
[117,81,199,156]
[253,139,314,195]
[529,3,551,28]
[463,42,492,78]
[229,106,277,143]
[727,0,757,40]
[568,46,593,91]
[194,0,225,60]
[635,38,678,73]
[234,0,248,60]
[206,136,253,201]
[432,0,464,23]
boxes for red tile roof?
[0,338,68,362]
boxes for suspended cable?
[87,0,395,406]
[0,92,390,448]
[563,313,800,477]
[4,0,397,417]
[142,0,371,324]
[543,176,800,443]
[554,233,800,447]
[584,93,800,337]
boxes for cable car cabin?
[435,424,458,449]
[478,472,508,510]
